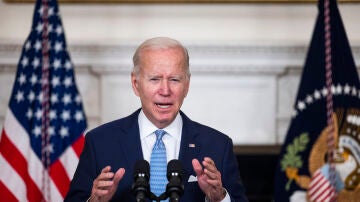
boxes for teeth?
[157,104,170,109]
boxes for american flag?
[0,0,87,201]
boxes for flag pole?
[40,0,51,201]
[324,0,337,200]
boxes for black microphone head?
[167,159,183,181]
[133,160,150,180]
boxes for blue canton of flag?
[0,0,87,201]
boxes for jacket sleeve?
[221,138,248,202]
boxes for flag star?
[37,92,43,103]
[54,41,63,53]
[53,59,61,70]
[75,94,82,104]
[297,101,306,111]
[64,60,72,70]
[48,7,55,16]
[51,93,58,104]
[62,94,72,105]
[352,87,357,96]
[25,40,31,51]
[74,111,84,122]
[322,87,329,96]
[33,126,42,137]
[314,89,321,99]
[55,25,63,36]
[34,40,42,52]
[15,91,24,103]
[38,6,44,16]
[59,126,69,138]
[49,109,57,120]
[18,73,27,85]
[30,74,38,85]
[35,109,42,120]
[336,84,342,94]
[32,57,40,69]
[291,109,298,117]
[331,85,336,94]
[36,22,43,34]
[26,109,33,119]
[28,91,35,102]
[21,57,29,67]
[61,110,71,121]
[48,126,55,136]
[63,77,73,88]
[305,95,313,104]
[47,24,53,34]
[44,144,54,153]
[344,84,351,94]
[51,76,60,88]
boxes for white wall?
[2,2,360,45]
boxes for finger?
[192,159,203,176]
[97,166,115,181]
[203,157,215,166]
[205,178,222,187]
[113,168,125,186]
[93,188,110,196]
[204,169,220,180]
[202,158,218,173]
[101,166,112,173]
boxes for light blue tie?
[150,129,167,201]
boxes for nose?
[159,80,170,96]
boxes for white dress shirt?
[137,110,230,202]
[138,110,182,163]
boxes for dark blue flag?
[0,0,87,201]
[274,0,360,201]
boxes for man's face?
[131,47,190,129]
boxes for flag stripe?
[0,180,18,202]
[51,159,71,198]
[2,109,65,201]
[0,131,43,202]
[0,155,26,202]
[72,135,85,157]
[60,139,83,179]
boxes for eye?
[170,78,180,82]
[150,78,160,81]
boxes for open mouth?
[156,103,172,109]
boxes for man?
[65,37,247,202]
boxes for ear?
[184,77,190,97]
[131,72,140,97]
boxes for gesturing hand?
[192,157,226,202]
[90,166,125,202]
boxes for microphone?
[166,160,184,202]
[132,160,151,202]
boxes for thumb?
[192,159,203,176]
[113,168,125,186]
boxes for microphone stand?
[149,192,169,202]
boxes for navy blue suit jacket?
[65,109,247,201]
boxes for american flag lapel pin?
[189,143,196,148]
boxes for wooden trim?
[4,0,360,4]
[233,145,281,155]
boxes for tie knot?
[155,129,166,140]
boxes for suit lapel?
[178,112,201,180]
[117,110,144,168]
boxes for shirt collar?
[138,110,182,140]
